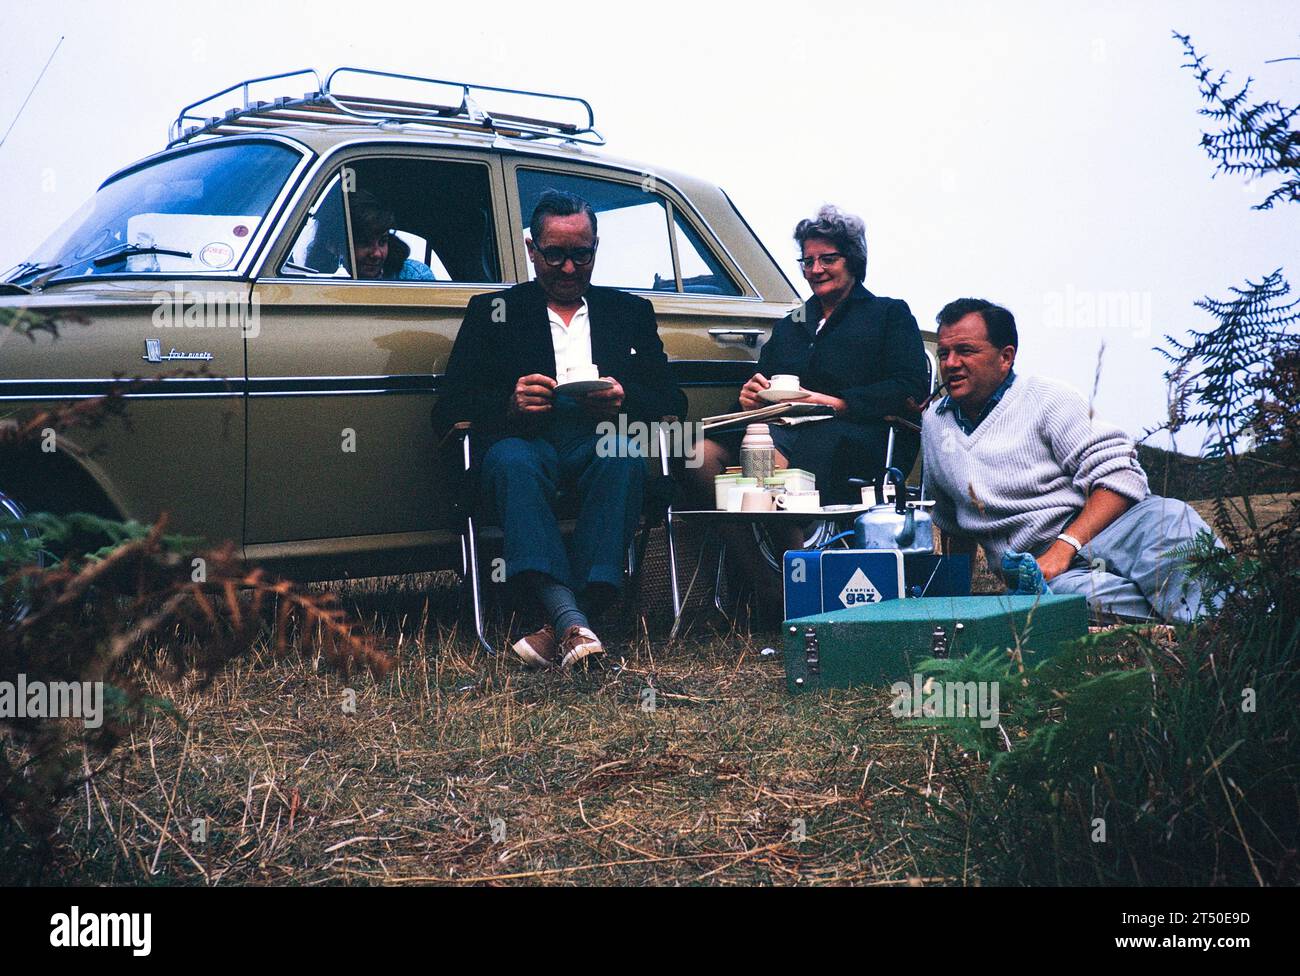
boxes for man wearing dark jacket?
[437,190,687,668]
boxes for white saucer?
[553,378,613,396]
[758,388,810,403]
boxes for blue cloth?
[935,368,1016,435]
[480,415,647,593]
[389,259,435,281]
[1002,550,1051,595]
[1048,495,1221,624]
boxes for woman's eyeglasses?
[797,252,846,271]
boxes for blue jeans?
[1049,494,1221,624]
[480,418,646,593]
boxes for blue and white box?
[782,550,972,620]
[783,549,906,620]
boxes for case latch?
[802,626,820,675]
[930,625,949,659]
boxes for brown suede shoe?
[511,625,558,668]
[558,625,604,669]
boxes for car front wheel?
[0,487,42,625]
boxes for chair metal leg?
[627,515,656,600]
[667,510,685,638]
[713,541,728,616]
[463,514,494,655]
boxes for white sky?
[2,0,1297,453]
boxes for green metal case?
[783,594,1088,693]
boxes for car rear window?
[516,168,739,296]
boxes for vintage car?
[0,68,929,583]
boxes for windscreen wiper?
[5,261,59,285]
[91,243,193,267]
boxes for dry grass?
[20,496,1283,886]
[4,586,960,886]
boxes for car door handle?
[707,328,765,348]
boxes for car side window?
[516,169,677,292]
[673,213,740,296]
[279,157,501,282]
[282,173,349,276]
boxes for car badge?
[143,339,213,363]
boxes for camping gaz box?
[782,594,1089,693]
[782,549,972,620]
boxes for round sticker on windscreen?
[199,242,235,268]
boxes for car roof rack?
[168,67,604,148]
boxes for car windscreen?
[13,141,302,284]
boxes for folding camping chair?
[442,419,679,654]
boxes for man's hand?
[1035,540,1077,582]
[510,374,557,416]
[739,373,772,410]
[580,377,625,417]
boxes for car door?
[244,147,512,570]
[502,161,797,423]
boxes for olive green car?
[1,69,818,580]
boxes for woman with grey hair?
[692,205,929,623]
[695,204,929,503]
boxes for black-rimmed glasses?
[534,245,597,267]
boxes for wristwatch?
[1056,532,1084,554]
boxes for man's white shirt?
[547,298,594,381]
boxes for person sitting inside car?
[348,190,436,281]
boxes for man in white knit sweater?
[921,298,1218,624]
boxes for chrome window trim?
[280,136,763,295]
[251,143,509,284]
[254,277,510,289]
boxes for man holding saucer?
[437,190,687,668]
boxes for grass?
[2,583,966,886]
[4,494,1291,886]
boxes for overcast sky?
[2,0,1297,453]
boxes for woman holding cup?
[693,204,929,505]
[689,205,929,625]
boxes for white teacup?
[776,490,821,513]
[714,474,741,510]
[739,487,775,512]
[769,374,800,392]
[565,363,600,383]
[725,478,759,511]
